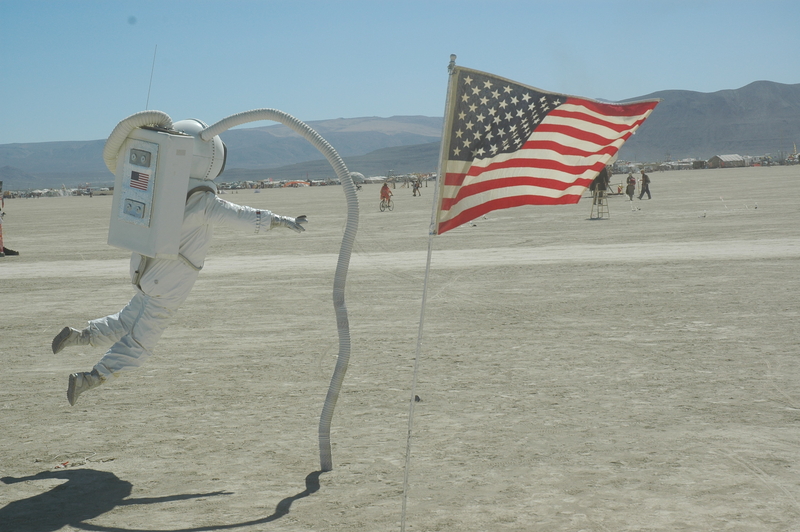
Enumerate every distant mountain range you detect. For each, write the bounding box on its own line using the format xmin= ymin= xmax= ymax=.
xmin=0 ymin=115 xmax=443 ymax=189
xmin=2 ymin=81 xmax=800 ymax=190
xmin=618 ymin=80 xmax=800 ymax=162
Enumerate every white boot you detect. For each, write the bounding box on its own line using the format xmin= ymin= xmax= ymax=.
xmin=67 ymin=369 xmax=105 ymax=406
xmin=52 ymin=327 xmax=90 ymax=354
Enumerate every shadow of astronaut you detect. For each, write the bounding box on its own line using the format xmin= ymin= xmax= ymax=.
xmin=0 ymin=469 xmax=227 ymax=532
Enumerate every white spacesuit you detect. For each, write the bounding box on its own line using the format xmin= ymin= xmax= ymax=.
xmin=53 ymin=119 xmax=306 ymax=405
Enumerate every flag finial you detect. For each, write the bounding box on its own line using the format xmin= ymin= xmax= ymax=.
xmin=448 ymin=54 xmax=457 ymax=74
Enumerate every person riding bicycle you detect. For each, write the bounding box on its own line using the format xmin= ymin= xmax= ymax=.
xmin=380 ymin=183 xmax=393 ymax=204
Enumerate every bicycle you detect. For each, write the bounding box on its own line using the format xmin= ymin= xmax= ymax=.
xmin=379 ymin=198 xmax=394 ymax=212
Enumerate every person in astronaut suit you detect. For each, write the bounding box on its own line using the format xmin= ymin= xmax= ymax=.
xmin=52 ymin=119 xmax=307 ymax=406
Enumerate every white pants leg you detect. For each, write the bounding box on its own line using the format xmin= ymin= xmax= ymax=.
xmin=88 ymin=292 xmax=176 ymax=378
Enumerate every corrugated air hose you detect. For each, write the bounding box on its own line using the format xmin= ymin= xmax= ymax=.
xmin=102 ymin=110 xmax=173 ymax=173
xmin=201 ymin=109 xmax=359 ymax=472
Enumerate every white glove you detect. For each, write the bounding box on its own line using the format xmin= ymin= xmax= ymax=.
xmin=273 ymin=214 xmax=307 ymax=233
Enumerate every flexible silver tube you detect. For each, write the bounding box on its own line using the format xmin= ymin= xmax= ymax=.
xmin=202 ymin=109 xmax=359 ymax=471
xmin=103 ymin=110 xmax=173 ymax=173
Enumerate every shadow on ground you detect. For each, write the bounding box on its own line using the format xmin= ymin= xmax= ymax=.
xmin=0 ymin=469 xmax=322 ymax=532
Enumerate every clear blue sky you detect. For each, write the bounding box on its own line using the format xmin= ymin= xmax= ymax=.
xmin=2 ymin=0 xmax=799 ymax=144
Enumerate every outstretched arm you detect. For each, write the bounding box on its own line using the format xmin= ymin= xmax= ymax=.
xmin=202 ymin=194 xmax=307 ymax=234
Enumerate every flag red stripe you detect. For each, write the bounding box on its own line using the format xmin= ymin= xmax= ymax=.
xmin=438 ymin=193 xmax=582 ymax=234
xmin=567 ymin=97 xmax=659 ymax=117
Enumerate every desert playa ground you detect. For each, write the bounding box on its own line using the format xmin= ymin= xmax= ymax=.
xmin=1 ymin=166 xmax=799 ymax=531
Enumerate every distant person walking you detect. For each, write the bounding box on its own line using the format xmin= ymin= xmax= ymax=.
xmin=625 ymin=173 xmax=636 ymax=201
xmin=590 ymin=167 xmax=610 ymax=206
xmin=638 ymin=170 xmax=651 ymax=199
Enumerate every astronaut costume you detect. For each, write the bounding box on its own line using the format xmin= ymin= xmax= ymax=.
xmin=53 ymin=119 xmax=306 ymax=405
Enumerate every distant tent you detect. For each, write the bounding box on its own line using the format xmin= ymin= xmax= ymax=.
xmin=708 ymin=154 xmax=745 ymax=169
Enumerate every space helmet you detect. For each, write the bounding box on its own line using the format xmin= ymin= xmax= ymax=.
xmin=172 ymin=119 xmax=227 ymax=181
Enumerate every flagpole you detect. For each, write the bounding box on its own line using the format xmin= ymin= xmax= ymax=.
xmin=400 ymin=54 xmax=458 ymax=532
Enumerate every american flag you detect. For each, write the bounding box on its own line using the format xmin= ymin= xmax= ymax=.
xmin=130 ymin=170 xmax=150 ymax=191
xmin=435 ymin=66 xmax=659 ymax=234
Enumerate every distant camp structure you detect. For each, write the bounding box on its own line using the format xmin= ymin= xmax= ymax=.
xmin=707 ymin=154 xmax=746 ymax=169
